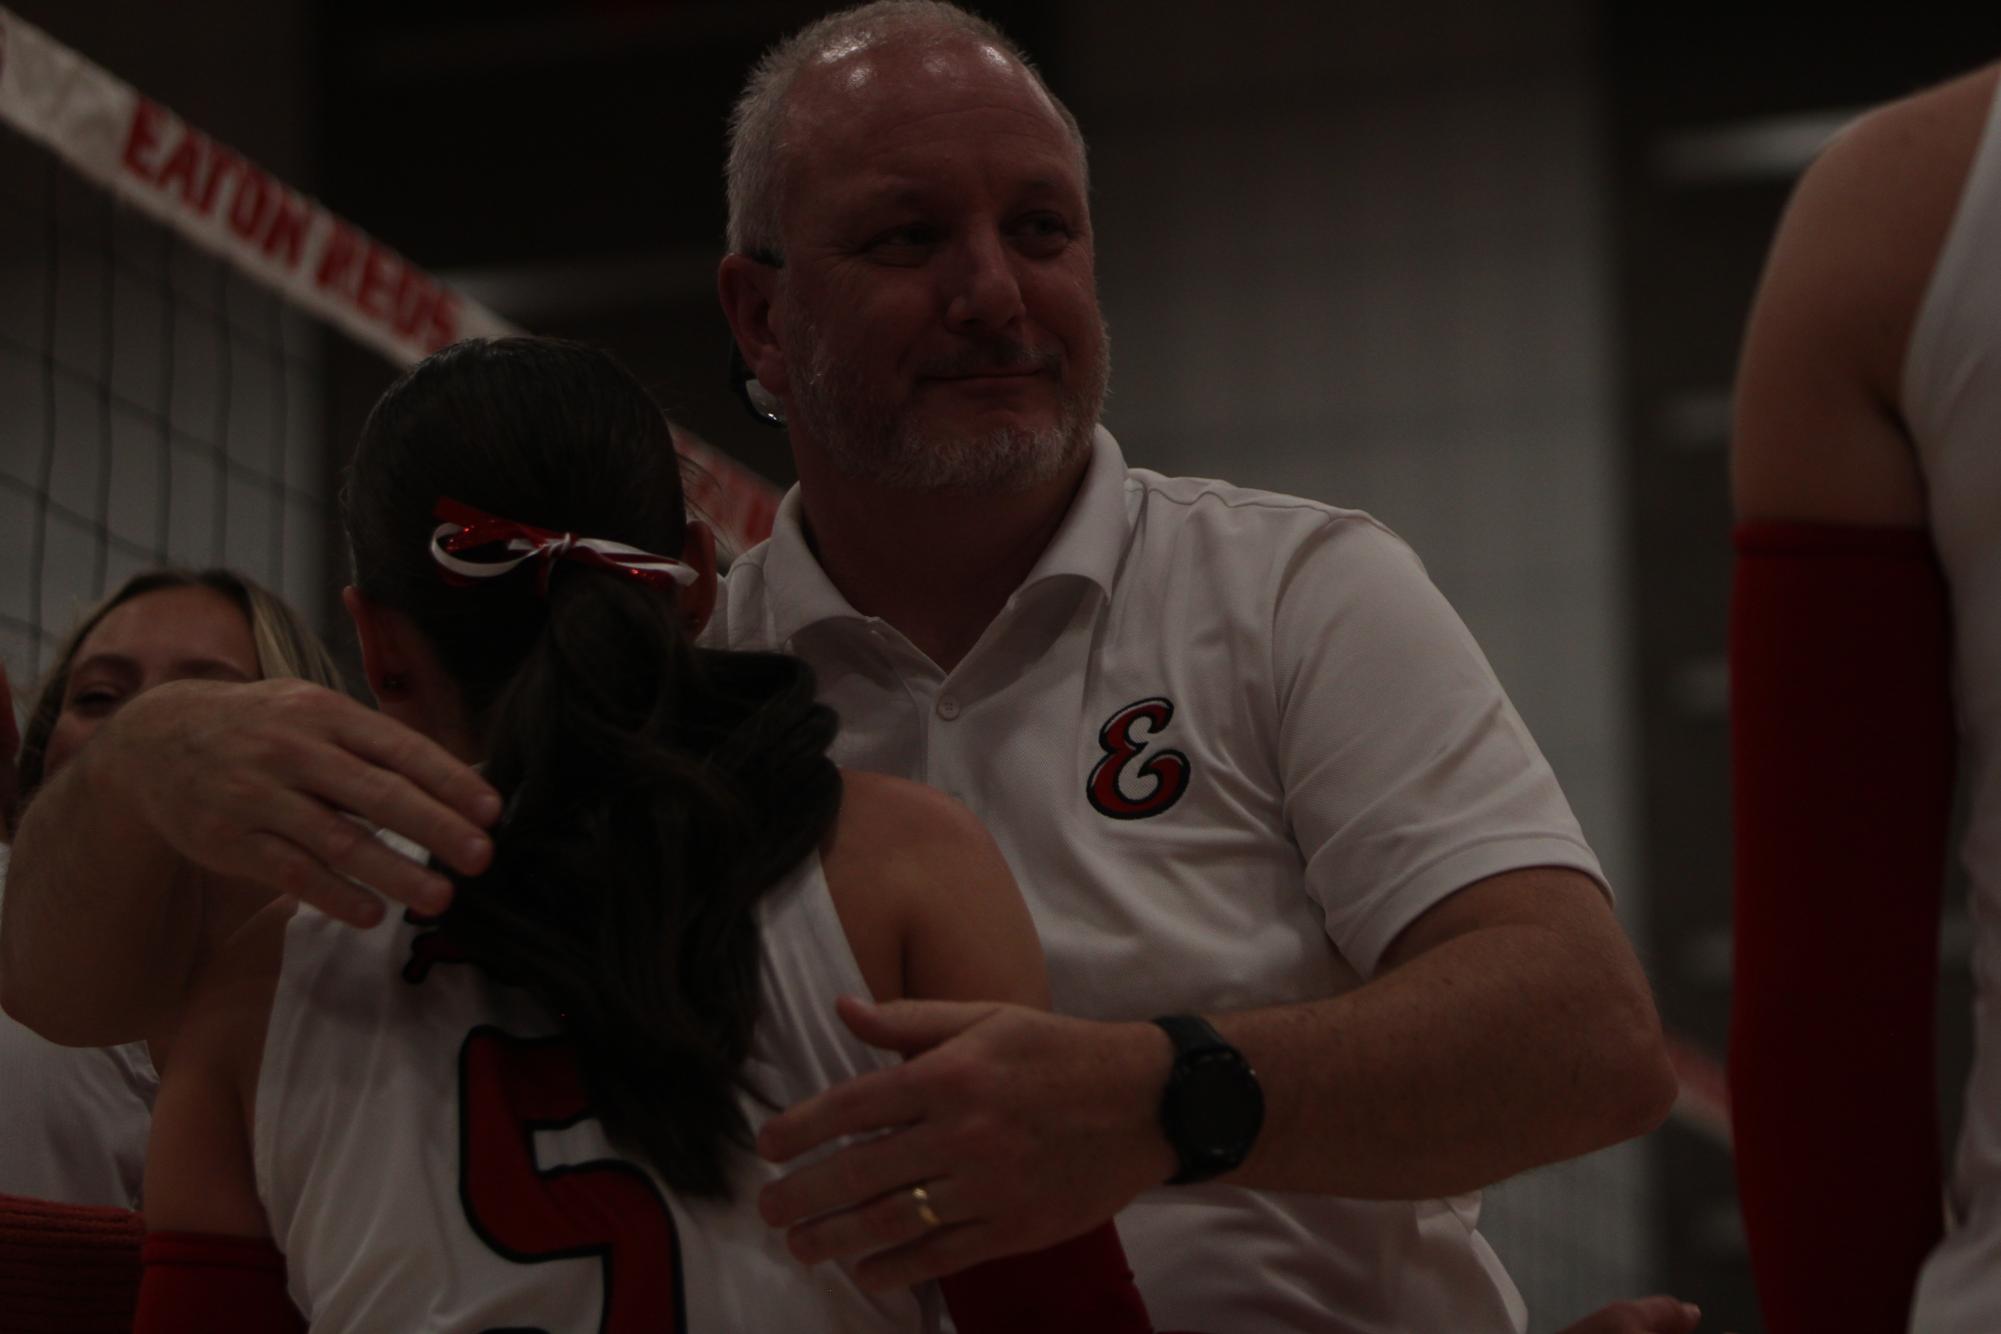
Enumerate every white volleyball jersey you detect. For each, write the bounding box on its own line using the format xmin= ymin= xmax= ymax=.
xmin=1903 ymin=70 xmax=2001 ymax=1334
xmin=254 ymin=851 xmax=936 ymax=1333
xmin=0 ymin=1015 xmax=155 ymax=1209
xmin=0 ymin=848 xmax=157 ymax=1208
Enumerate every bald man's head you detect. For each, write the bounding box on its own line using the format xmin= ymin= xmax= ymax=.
xmin=724 ymin=0 xmax=1086 ymax=259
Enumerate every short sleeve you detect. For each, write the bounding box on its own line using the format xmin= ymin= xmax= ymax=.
xmin=1271 ymin=516 xmax=1606 ymax=977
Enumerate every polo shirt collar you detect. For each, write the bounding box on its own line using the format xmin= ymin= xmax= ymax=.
xmin=1018 ymin=424 xmax=1130 ymax=598
xmin=756 ymin=485 xmax=863 ymax=642
xmin=756 ymin=424 xmax=1132 ymax=643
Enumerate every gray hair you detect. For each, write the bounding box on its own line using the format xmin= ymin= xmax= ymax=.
xmin=724 ymin=0 xmax=1087 ymax=257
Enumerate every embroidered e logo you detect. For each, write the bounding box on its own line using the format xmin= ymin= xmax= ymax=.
xmin=1087 ymin=697 xmax=1191 ymax=820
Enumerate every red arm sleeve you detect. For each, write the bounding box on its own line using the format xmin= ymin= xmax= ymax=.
xmin=0 ymin=1193 xmax=143 ymax=1334
xmin=939 ymin=1220 xmax=1162 ymax=1334
xmin=135 ymin=1231 xmax=305 ymax=1334
xmin=1728 ymin=520 xmax=1953 ymax=1334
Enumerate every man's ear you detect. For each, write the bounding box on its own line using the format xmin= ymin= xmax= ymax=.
xmin=677 ymin=521 xmax=720 ymax=636
xmin=717 ymin=254 xmax=792 ymax=398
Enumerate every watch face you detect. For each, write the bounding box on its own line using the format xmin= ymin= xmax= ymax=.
xmin=1154 ymin=1017 xmax=1265 ymax=1183
xmin=1177 ymin=1051 xmax=1264 ymax=1151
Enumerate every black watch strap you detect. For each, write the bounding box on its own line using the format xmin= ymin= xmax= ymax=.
xmin=1152 ymin=1014 xmax=1264 ymax=1185
xmin=1153 ymin=1014 xmax=1228 ymax=1067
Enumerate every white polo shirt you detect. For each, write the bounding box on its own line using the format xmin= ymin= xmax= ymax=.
xmin=708 ymin=428 xmax=1602 ymax=1333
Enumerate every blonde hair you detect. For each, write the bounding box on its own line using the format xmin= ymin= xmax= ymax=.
xmin=12 ymin=568 xmax=344 ymax=825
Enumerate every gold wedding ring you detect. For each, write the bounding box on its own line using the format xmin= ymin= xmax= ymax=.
xmin=910 ymin=1184 xmax=942 ymax=1229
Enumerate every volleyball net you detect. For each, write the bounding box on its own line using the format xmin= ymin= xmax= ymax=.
xmin=0 ymin=4 xmax=778 ymax=697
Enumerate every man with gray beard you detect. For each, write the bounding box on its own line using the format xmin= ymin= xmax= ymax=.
xmin=710 ymin=3 xmax=1684 ymax=1331
xmin=788 ymin=308 xmax=1104 ymax=494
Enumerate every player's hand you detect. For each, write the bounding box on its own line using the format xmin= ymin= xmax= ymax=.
xmin=90 ymin=677 xmax=499 ymax=924
xmin=1556 ymin=1296 xmax=1707 ymax=1334
xmin=756 ymin=996 xmax=1175 ymax=1291
xmin=1 ymin=657 xmax=21 ymax=839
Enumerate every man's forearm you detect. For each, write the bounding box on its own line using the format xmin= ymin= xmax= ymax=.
xmin=1209 ymin=872 xmax=1674 ymax=1199
xmin=5 ymin=678 xmax=500 ymax=1044
xmin=752 ymin=870 xmax=1672 ymax=1288
xmin=0 ymin=736 xmax=196 ymax=1045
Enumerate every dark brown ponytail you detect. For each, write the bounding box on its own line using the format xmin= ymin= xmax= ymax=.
xmin=341 ymin=337 xmax=838 ymax=1196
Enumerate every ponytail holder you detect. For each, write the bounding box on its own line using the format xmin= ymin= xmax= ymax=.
xmin=428 ymin=497 xmax=699 ymax=594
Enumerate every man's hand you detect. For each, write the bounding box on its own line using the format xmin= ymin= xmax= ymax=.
xmin=85 ymin=677 xmax=499 ymax=924
xmin=756 ymin=996 xmax=1175 ymax=1290
xmin=1 ymin=658 xmax=20 ymax=838
xmin=1557 ymin=1297 xmax=1706 ymax=1334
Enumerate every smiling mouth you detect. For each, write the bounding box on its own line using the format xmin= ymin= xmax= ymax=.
xmin=928 ymin=367 xmax=1046 ymax=381
xmin=926 ymin=373 xmax=1048 ymax=396
xmin=921 ymin=342 xmax=1062 ymax=382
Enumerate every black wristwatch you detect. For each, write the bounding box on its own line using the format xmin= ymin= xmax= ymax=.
xmin=1151 ymin=1014 xmax=1264 ymax=1184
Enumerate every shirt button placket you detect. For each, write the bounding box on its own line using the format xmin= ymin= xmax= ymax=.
xmin=931 ymin=691 xmax=967 ymax=803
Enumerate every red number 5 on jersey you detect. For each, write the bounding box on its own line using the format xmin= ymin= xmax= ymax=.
xmin=459 ymin=1027 xmax=686 ymax=1333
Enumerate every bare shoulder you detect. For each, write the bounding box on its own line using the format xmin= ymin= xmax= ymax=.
xmin=827 ymin=772 xmax=995 ymax=871
xmin=1732 ymin=62 xmax=1998 ymax=523
xmin=822 ymin=773 xmax=1008 ymax=938
xmin=822 ymin=771 xmax=1048 ymax=1009
xmin=1792 ymin=63 xmax=1996 ymax=319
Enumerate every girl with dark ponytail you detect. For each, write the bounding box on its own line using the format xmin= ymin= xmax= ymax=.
xmin=339 ymin=335 xmax=833 ymax=1200
xmin=119 ymin=338 xmax=1164 ymax=1333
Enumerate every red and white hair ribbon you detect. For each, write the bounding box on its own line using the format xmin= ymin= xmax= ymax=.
xmin=428 ymin=497 xmax=698 ymax=593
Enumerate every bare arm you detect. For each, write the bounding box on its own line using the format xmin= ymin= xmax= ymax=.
xmin=142 ymin=893 xmax=295 ymax=1237
xmin=1221 ymin=866 xmax=1670 ymax=1197
xmin=0 ymin=727 xmax=206 ymax=1046
xmin=807 ymin=774 xmax=1157 ymax=1330
xmin=818 ymin=771 xmax=1052 ymax=1013
xmin=0 ymin=677 xmax=498 ymax=1046
xmin=1730 ymin=72 xmax=1986 ymax=524
xmin=759 ymin=861 xmax=1671 ymax=1287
